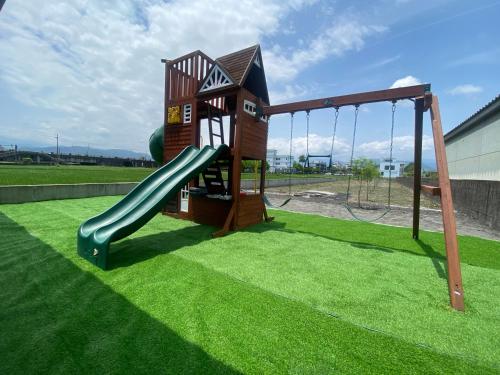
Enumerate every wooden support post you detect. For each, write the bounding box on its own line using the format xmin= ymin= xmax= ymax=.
xmin=229 ymin=93 xmax=244 ymax=230
xmin=413 ymin=98 xmax=424 ymax=239
xmin=430 ymin=95 xmax=464 ymax=311
xmin=212 ymin=203 xmax=236 ymax=238
xmin=162 ymin=61 xmax=170 ymax=127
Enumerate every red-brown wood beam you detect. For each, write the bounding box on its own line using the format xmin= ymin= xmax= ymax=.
xmin=263 ymin=84 xmax=430 ymax=116
xmin=421 ymin=184 xmax=441 ymax=196
xmin=430 ymin=95 xmax=464 ymax=311
xmin=413 ymin=98 xmax=424 ymax=239
xmin=162 ymin=60 xmax=170 ymax=126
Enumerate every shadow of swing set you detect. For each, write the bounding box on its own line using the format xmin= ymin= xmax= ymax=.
xmin=77 ymin=44 xmax=464 ymax=311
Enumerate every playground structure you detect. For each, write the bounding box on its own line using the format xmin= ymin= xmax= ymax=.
xmin=77 ymin=44 xmax=464 ymax=311
xmin=154 ymin=45 xmax=272 ymax=234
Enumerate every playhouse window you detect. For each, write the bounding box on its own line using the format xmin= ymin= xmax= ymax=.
xmin=183 ymin=104 xmax=192 ymax=124
xmin=244 ymin=100 xmax=257 ymax=115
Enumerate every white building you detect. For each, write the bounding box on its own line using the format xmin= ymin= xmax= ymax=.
xmin=266 ymin=149 xmax=294 ymax=172
xmin=445 ymin=96 xmax=500 ymax=181
xmin=444 ymin=95 xmax=500 ymax=231
xmin=379 ymin=159 xmax=406 ymax=178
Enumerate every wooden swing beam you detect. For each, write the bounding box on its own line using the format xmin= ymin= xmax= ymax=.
xmin=261 ymin=84 xmax=430 ymax=115
xmin=262 ymin=84 xmax=465 ymax=311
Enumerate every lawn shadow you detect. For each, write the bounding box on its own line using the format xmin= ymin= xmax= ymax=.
xmin=108 ymin=223 xmax=216 ymax=270
xmin=249 ymin=219 xmax=447 ymax=279
xmin=415 ymin=239 xmax=447 ymax=279
xmin=0 ymin=212 xmax=241 ymax=374
xmin=110 ymin=220 xmax=289 ymax=270
xmin=244 ymin=220 xmax=393 ymax=254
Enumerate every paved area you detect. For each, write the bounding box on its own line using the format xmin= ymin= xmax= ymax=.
xmin=265 ymin=191 xmax=500 ymax=241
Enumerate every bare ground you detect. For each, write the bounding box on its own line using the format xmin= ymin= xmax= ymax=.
xmin=264 ymin=186 xmax=500 ymax=241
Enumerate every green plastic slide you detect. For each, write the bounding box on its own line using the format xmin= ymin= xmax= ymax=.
xmin=77 ymin=144 xmax=229 ymax=269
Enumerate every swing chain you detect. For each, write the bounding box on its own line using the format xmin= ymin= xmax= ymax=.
xmin=387 ymin=101 xmax=397 ymax=207
xmin=305 ymin=110 xmax=310 ymax=163
xmin=288 ymin=112 xmax=295 ymax=196
xmin=329 ymin=107 xmax=339 ymax=170
xmin=346 ymin=105 xmax=360 ymax=205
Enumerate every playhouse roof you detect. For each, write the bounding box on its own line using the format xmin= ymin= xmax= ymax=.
xmin=216 ymin=45 xmax=260 ymax=86
xmin=196 ymin=44 xmax=269 ymax=103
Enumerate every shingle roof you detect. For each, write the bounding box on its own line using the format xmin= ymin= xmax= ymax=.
xmin=444 ymin=95 xmax=500 ymax=143
xmin=216 ymin=45 xmax=259 ymax=86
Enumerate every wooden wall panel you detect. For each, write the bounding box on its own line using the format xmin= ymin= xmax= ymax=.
xmin=191 ymin=196 xmax=232 ymax=227
xmin=240 ymin=118 xmax=268 ymax=160
xmin=238 ymin=88 xmax=268 ymax=160
xmin=236 ymin=194 xmax=263 ymax=228
xmin=164 ymin=124 xmax=193 ymax=162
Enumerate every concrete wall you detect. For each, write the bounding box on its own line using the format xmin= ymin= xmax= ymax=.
xmin=0 ymin=183 xmax=138 ymax=204
xmin=450 ymin=179 xmax=500 ymax=231
xmin=241 ymin=177 xmax=336 ymax=189
xmin=445 ymin=111 xmax=500 ymax=181
xmin=0 ymin=177 xmax=335 ymax=204
xmin=398 ymin=177 xmax=500 ymax=231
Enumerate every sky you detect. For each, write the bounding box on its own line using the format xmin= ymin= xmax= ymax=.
xmin=0 ymin=0 xmax=499 ymax=162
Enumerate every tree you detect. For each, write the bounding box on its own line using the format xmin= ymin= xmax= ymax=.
xmin=361 ymin=160 xmax=379 ymax=201
xmin=351 ymin=158 xmax=379 ymax=205
xmin=293 ymin=161 xmax=303 ymax=173
xmin=241 ymin=160 xmax=255 ymax=172
xmin=298 ymin=154 xmax=306 ymax=166
xmin=351 ymin=158 xmax=364 ymax=207
xmin=404 ymin=162 xmax=415 ymax=176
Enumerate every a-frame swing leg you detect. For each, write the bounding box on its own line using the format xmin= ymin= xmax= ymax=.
xmin=430 ymin=95 xmax=464 ymax=311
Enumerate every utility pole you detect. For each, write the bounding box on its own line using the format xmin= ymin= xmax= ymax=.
xmin=55 ymin=134 xmax=59 ymax=163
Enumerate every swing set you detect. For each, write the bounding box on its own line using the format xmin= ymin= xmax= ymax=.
xmin=261 ymin=84 xmax=464 ymax=311
xmin=266 ymin=97 xmax=398 ymax=223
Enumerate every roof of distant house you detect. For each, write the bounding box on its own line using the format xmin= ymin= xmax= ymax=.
xmin=444 ymin=95 xmax=500 ymax=143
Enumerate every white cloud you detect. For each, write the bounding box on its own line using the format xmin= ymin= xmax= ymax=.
xmin=363 ymin=55 xmax=401 ymax=70
xmin=447 ymin=49 xmax=500 ymax=67
xmin=268 ymin=133 xmax=435 ymax=161
xmin=269 ymin=84 xmax=311 ymax=104
xmin=264 ymin=20 xmax=387 ymax=82
xmin=390 ymin=75 xmax=421 ymax=88
xmin=268 ymin=134 xmax=351 ymax=159
xmin=447 ymin=84 xmax=483 ymax=95
xmin=0 ymin=0 xmax=313 ymax=152
xmin=0 ymin=0 xmax=391 ymax=154
xmin=357 ymin=135 xmax=433 ymax=158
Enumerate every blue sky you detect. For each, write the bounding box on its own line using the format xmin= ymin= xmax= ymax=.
xmin=0 ymin=0 xmax=499 ymax=162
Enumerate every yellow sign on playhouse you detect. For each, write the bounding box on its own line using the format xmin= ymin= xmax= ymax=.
xmin=167 ymin=105 xmax=181 ymax=124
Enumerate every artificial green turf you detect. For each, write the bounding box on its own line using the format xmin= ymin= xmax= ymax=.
xmin=0 ymin=165 xmax=155 ymax=185
xmin=0 ymin=196 xmax=499 ymax=374
xmin=0 ymin=165 xmax=330 ymax=185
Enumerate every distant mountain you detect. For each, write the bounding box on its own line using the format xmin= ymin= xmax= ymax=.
xmin=422 ymin=158 xmax=437 ymax=171
xmin=20 ymin=145 xmax=151 ymax=160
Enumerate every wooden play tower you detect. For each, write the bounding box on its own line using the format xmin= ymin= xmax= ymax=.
xmin=161 ymin=45 xmax=271 ymax=236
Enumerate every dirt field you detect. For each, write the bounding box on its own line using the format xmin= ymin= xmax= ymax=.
xmin=267 ymin=178 xmax=441 ymax=209
xmin=265 ymin=189 xmax=500 ymax=241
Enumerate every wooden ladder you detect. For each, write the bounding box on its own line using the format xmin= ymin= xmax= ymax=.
xmin=208 ymin=106 xmax=224 ymax=147
xmin=202 ymin=162 xmax=226 ymax=195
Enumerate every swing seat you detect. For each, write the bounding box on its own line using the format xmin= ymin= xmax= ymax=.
xmin=343 ymin=204 xmax=391 ymax=223
xmin=262 ymin=194 xmax=292 ymax=208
